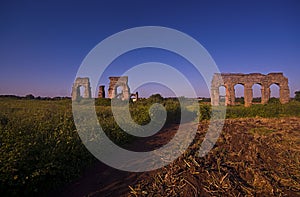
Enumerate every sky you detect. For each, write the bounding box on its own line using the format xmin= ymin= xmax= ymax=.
xmin=0 ymin=0 xmax=299 ymax=98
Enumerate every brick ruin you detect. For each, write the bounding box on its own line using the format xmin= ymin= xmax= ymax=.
xmin=211 ymin=73 xmax=290 ymax=107
xmin=71 ymin=77 xmax=91 ymax=101
xmin=98 ymin=85 xmax=105 ymax=98
xmin=108 ymin=76 xmax=130 ymax=100
xmin=71 ymin=76 xmax=138 ymax=101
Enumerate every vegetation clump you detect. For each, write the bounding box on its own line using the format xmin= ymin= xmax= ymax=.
xmin=295 ymin=91 xmax=300 ymax=102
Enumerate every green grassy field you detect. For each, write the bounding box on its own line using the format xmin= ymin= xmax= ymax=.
xmin=0 ymin=97 xmax=300 ymax=196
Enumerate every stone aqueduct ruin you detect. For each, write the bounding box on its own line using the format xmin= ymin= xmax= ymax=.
xmin=71 ymin=77 xmax=91 ymax=101
xmin=72 ymin=73 xmax=290 ymax=106
xmin=107 ymin=76 xmax=131 ymax=100
xmin=211 ymin=73 xmax=290 ymax=107
xmin=72 ymin=76 xmax=138 ymax=101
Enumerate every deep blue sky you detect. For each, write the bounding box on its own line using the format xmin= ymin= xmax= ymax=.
xmin=0 ymin=0 xmax=299 ymax=98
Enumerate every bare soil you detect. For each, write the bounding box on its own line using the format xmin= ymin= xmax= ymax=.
xmin=58 ymin=117 xmax=300 ymax=196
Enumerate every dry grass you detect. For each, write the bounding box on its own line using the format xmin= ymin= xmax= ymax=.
xmin=126 ymin=117 xmax=300 ymax=196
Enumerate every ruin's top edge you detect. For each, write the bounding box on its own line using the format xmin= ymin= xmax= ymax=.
xmin=109 ymin=76 xmax=128 ymax=79
xmin=214 ymin=72 xmax=284 ymax=76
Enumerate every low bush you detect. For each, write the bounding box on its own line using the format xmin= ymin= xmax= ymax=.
xmin=95 ymin=98 xmax=111 ymax=106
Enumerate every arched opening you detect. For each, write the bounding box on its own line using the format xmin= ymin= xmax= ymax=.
xmin=219 ymin=86 xmax=226 ymax=105
xmin=270 ymin=83 xmax=280 ymax=102
xmin=252 ymin=83 xmax=262 ymax=103
xmin=78 ymin=86 xmax=85 ymax=98
xmin=234 ymin=84 xmax=244 ymax=105
xmin=115 ymin=86 xmax=123 ymax=99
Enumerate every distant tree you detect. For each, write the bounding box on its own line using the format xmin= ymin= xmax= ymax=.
xmin=0 ymin=95 xmax=20 ymax=99
xmin=25 ymin=94 xmax=35 ymax=100
xmin=148 ymin=94 xmax=164 ymax=103
xmin=295 ymin=91 xmax=300 ymax=102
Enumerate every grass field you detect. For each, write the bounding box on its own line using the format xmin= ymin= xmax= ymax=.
xmin=0 ymin=97 xmax=299 ymax=196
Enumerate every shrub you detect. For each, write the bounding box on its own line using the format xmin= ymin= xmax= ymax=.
xmin=148 ymin=94 xmax=164 ymax=103
xmin=235 ymin=97 xmax=244 ymax=104
xmin=25 ymin=94 xmax=35 ymax=100
xmin=252 ymin=97 xmax=261 ymax=103
xmin=199 ymin=104 xmax=211 ymax=120
xmin=268 ymin=97 xmax=280 ymax=104
xmin=95 ymin=98 xmax=111 ymax=106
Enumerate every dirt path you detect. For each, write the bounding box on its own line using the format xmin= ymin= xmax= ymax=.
xmin=55 ymin=123 xmax=181 ymax=197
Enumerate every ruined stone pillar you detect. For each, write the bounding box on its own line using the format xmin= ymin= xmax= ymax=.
xmin=108 ymin=86 xmax=115 ymax=98
xmin=279 ymin=84 xmax=290 ymax=104
xmin=84 ymin=86 xmax=91 ymax=98
xmin=122 ymin=85 xmax=130 ymax=100
xmin=261 ymin=85 xmax=270 ymax=104
xmin=98 ymin=85 xmax=105 ymax=98
xmin=244 ymin=84 xmax=253 ymax=107
xmin=211 ymin=87 xmax=219 ymax=106
xmin=225 ymin=84 xmax=235 ymax=106
xmin=72 ymin=86 xmax=78 ymax=101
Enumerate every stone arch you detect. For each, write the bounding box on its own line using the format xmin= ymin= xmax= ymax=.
xmin=211 ymin=85 xmax=228 ymax=106
xmin=270 ymin=83 xmax=280 ymax=98
xmin=262 ymin=73 xmax=290 ymax=104
xmin=72 ymin=77 xmax=91 ymax=101
xmin=108 ymin=76 xmax=130 ymax=100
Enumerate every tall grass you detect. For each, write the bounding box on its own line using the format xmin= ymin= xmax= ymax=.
xmin=198 ymin=100 xmax=300 ymax=120
xmin=1 ymin=97 xmax=299 ymax=195
xmin=0 ymin=98 xmax=94 ymax=196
